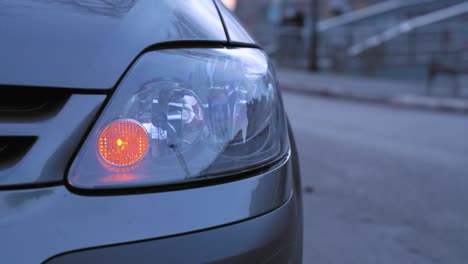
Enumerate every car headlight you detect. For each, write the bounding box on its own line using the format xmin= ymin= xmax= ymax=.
xmin=68 ymin=48 xmax=289 ymax=191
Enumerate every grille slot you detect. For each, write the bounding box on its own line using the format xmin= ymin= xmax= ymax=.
xmin=0 ymin=137 xmax=36 ymax=169
xmin=0 ymin=90 xmax=69 ymax=120
xmin=0 ymin=88 xmax=106 ymax=188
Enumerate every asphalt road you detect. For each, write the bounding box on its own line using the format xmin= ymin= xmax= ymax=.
xmin=283 ymin=92 xmax=468 ymax=264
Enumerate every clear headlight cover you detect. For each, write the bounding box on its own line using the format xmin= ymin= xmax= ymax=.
xmin=68 ymin=48 xmax=288 ymax=190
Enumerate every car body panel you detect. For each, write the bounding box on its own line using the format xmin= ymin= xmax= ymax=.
xmin=44 ymin=192 xmax=300 ymax=264
xmin=0 ymin=156 xmax=292 ymax=263
xmin=215 ymin=0 xmax=257 ymax=45
xmin=0 ymin=0 xmax=226 ymax=89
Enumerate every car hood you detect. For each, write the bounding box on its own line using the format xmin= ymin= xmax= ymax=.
xmin=0 ymin=0 xmax=227 ymax=89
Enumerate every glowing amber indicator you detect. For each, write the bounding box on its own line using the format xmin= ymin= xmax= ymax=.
xmin=98 ymin=119 xmax=149 ymax=167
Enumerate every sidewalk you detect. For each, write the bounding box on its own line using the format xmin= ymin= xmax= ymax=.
xmin=278 ymin=69 xmax=468 ymax=113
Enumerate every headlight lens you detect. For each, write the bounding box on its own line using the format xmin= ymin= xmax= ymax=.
xmin=68 ymin=48 xmax=288 ymax=190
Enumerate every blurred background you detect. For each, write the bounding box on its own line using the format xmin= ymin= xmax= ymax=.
xmin=221 ymin=1 xmax=468 ymax=263
xmin=223 ymin=0 xmax=468 ymax=85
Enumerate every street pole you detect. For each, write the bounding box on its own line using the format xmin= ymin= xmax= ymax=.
xmin=308 ymin=0 xmax=319 ymax=71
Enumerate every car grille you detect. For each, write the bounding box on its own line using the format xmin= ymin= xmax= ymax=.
xmin=0 ymin=137 xmax=37 ymax=169
xmin=0 ymin=90 xmax=69 ymax=120
xmin=0 ymin=88 xmax=106 ymax=188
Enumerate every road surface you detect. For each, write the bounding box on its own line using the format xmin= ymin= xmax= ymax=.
xmin=283 ymin=92 xmax=468 ymax=264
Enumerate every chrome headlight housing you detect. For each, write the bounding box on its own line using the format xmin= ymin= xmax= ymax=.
xmin=68 ymin=48 xmax=288 ymax=190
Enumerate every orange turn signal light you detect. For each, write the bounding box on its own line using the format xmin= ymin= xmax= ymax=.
xmin=98 ymin=119 xmax=149 ymax=167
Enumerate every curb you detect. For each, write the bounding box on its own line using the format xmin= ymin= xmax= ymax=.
xmin=280 ymin=84 xmax=468 ymax=114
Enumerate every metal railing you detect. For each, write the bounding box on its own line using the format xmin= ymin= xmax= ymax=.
xmin=349 ymin=1 xmax=468 ymax=56
xmin=243 ymin=0 xmax=468 ymax=80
